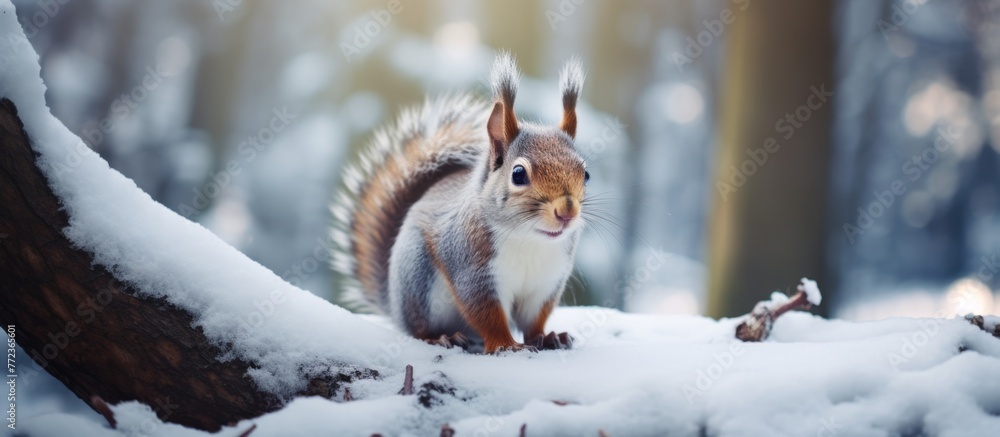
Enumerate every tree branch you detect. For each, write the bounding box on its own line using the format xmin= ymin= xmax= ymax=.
xmin=0 ymin=99 xmax=366 ymax=431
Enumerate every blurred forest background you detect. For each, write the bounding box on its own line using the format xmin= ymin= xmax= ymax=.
xmin=10 ymin=0 xmax=1000 ymax=424
xmin=12 ymin=0 xmax=1000 ymax=323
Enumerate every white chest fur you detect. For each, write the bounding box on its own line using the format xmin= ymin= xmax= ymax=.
xmin=491 ymin=235 xmax=574 ymax=321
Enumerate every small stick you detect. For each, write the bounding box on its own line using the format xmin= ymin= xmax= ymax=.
xmin=90 ymin=395 xmax=116 ymax=429
xmin=401 ymin=365 xmax=414 ymax=395
xmin=965 ymin=314 xmax=1000 ymax=339
xmin=770 ymin=289 xmax=811 ymax=319
xmin=237 ymin=424 xmax=257 ymax=437
xmin=440 ymin=423 xmax=455 ymax=437
xmin=736 ymin=286 xmax=813 ymax=342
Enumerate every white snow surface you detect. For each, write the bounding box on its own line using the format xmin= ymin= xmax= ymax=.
xmin=3 ymin=2 xmax=1000 ymax=436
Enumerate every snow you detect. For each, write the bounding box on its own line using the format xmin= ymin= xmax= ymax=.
xmin=14 ymin=309 xmax=1000 ymax=436
xmin=3 ymin=2 xmax=1000 ymax=436
xmin=801 ymin=277 xmax=823 ymax=306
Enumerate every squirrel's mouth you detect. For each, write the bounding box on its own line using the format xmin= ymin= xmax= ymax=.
xmin=536 ymin=229 xmax=564 ymax=238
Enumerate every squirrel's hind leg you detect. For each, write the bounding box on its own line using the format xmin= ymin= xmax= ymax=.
xmin=387 ymin=219 xmax=441 ymax=339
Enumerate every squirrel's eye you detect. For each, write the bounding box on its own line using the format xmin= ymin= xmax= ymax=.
xmin=511 ymin=165 xmax=529 ymax=186
xmin=584 ymin=170 xmax=590 ymax=186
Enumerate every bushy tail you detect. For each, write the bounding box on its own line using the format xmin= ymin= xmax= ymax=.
xmin=331 ymin=95 xmax=490 ymax=312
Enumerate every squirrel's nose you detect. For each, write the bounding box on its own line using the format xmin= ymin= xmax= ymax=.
xmin=555 ymin=210 xmax=573 ymax=224
xmin=554 ymin=199 xmax=578 ymax=224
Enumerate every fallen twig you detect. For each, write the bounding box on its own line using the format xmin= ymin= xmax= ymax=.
xmin=236 ymin=424 xmax=257 ymax=437
xmin=400 ymin=365 xmax=414 ymax=395
xmin=90 ymin=395 xmax=116 ymax=429
xmin=440 ymin=423 xmax=455 ymax=437
xmin=736 ymin=280 xmax=817 ymax=342
xmin=965 ymin=314 xmax=1000 ymax=338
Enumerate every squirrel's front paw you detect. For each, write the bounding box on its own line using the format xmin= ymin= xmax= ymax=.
xmin=527 ymin=331 xmax=574 ymax=350
xmin=486 ymin=341 xmax=536 ymax=354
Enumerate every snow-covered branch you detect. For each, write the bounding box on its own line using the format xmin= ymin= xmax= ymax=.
xmin=736 ymin=278 xmax=822 ymax=342
xmin=0 ymin=97 xmax=383 ymax=431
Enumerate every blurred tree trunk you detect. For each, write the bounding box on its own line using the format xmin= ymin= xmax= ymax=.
xmin=583 ymin=2 xmax=694 ymax=309
xmin=707 ymin=0 xmax=835 ymax=317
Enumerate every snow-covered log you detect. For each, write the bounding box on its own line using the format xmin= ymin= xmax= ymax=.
xmin=0 ymin=95 xmax=376 ymax=431
xmin=0 ymin=2 xmax=398 ymax=430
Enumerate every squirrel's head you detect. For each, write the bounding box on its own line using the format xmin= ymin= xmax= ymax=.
xmin=481 ymin=53 xmax=588 ymax=242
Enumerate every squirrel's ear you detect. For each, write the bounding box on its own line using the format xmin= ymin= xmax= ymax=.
xmin=487 ymin=102 xmax=508 ymax=172
xmin=558 ymin=57 xmax=585 ymax=139
xmin=490 ymin=52 xmax=520 ymax=144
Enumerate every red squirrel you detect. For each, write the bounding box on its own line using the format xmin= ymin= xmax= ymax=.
xmin=332 ymin=53 xmax=588 ymax=353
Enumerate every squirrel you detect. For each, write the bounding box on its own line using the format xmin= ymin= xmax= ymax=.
xmin=332 ymin=53 xmax=588 ymax=353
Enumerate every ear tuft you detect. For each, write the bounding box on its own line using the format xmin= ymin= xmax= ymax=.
xmin=490 ymin=51 xmax=520 ymax=141
xmin=559 ymin=56 xmax=585 ymax=138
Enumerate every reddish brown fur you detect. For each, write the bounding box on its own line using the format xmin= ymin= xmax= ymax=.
xmin=469 ymin=300 xmax=519 ymax=353
xmin=560 ymin=101 xmax=577 ymax=138
xmin=348 ymin=117 xmax=479 ymax=309
xmin=523 ymin=299 xmax=556 ymax=343
xmin=423 ymin=222 xmax=517 ymax=353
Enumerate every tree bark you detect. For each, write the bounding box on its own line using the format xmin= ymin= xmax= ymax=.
xmin=706 ymin=0 xmax=836 ymax=318
xmin=0 ymin=99 xmax=353 ymax=432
